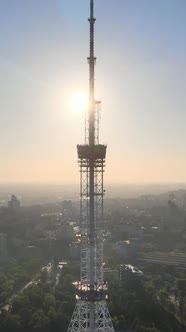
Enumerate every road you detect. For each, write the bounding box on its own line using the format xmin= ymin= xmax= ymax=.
xmin=0 ymin=262 xmax=53 ymax=314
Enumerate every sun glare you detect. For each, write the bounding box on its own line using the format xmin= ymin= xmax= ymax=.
xmin=71 ymin=92 xmax=88 ymax=114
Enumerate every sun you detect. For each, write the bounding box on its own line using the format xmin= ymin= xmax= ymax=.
xmin=71 ymin=92 xmax=88 ymax=114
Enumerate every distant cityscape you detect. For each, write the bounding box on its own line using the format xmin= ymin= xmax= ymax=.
xmin=0 ymin=182 xmax=186 ymax=206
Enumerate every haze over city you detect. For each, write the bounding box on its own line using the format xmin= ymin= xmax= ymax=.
xmin=0 ymin=0 xmax=186 ymax=184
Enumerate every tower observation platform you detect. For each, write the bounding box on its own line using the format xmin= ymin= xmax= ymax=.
xmin=77 ymin=144 xmax=107 ymax=160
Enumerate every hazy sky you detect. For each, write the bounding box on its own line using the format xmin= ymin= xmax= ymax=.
xmin=0 ymin=0 xmax=186 ymax=184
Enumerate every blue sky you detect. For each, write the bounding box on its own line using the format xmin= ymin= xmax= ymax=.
xmin=0 ymin=0 xmax=186 ymax=183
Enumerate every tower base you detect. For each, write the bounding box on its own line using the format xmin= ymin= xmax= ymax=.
xmin=67 ymin=300 xmax=115 ymax=332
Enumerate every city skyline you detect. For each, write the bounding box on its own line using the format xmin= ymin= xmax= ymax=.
xmin=0 ymin=0 xmax=186 ymax=183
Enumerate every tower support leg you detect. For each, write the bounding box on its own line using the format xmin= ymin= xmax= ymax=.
xmin=67 ymin=300 xmax=115 ymax=332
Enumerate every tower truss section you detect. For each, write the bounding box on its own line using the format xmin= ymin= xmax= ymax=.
xmin=77 ymin=143 xmax=106 ymax=284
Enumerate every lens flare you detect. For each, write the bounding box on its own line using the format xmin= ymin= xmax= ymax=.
xmin=71 ymin=92 xmax=88 ymax=113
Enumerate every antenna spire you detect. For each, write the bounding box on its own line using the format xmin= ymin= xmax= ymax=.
xmin=90 ymin=0 xmax=94 ymax=18
xmin=88 ymin=0 xmax=96 ymax=146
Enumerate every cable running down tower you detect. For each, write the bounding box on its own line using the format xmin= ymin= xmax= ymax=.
xmin=67 ymin=1 xmax=115 ymax=331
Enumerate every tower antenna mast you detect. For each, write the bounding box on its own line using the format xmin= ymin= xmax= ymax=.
xmin=68 ymin=1 xmax=115 ymax=331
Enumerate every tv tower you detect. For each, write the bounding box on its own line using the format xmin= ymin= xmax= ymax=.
xmin=67 ymin=1 xmax=115 ymax=332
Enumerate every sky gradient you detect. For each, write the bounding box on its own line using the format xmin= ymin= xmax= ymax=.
xmin=0 ymin=0 xmax=186 ymax=184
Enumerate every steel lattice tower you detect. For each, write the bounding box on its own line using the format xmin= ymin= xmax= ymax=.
xmin=67 ymin=1 xmax=115 ymax=332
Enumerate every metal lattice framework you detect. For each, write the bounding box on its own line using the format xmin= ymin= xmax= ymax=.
xmin=67 ymin=1 xmax=115 ymax=331
xmin=77 ymin=143 xmax=106 ymax=285
xmin=68 ymin=301 xmax=114 ymax=332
